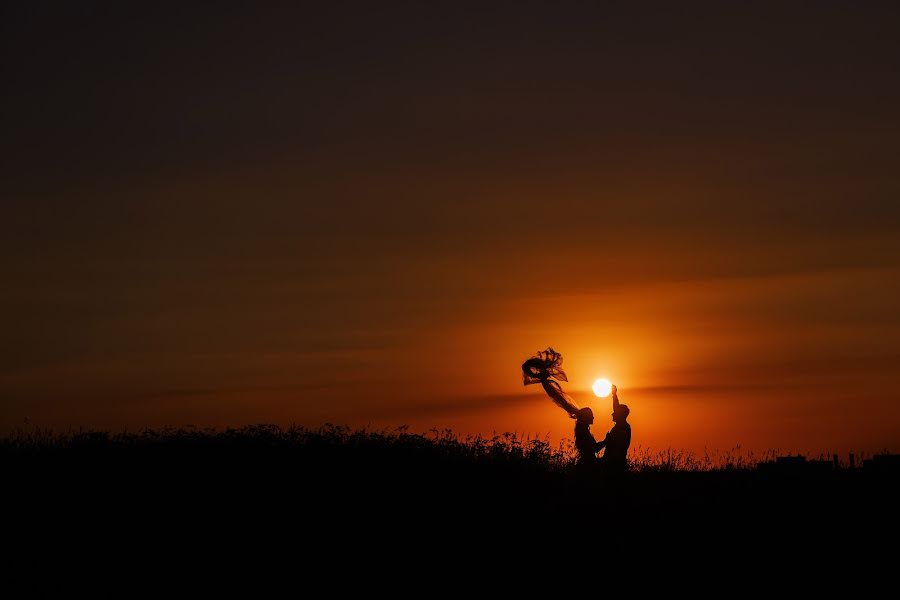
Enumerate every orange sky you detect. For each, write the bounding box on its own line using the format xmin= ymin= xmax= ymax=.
xmin=2 ymin=3 xmax=900 ymax=455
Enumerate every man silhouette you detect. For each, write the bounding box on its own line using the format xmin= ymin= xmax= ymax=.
xmin=598 ymin=385 xmax=631 ymax=474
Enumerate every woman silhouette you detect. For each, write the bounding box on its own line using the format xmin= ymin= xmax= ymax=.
xmin=574 ymin=407 xmax=604 ymax=467
xmin=522 ymin=347 xmax=594 ymax=474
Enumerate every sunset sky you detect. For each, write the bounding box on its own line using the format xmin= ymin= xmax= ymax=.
xmin=3 ymin=2 xmax=899 ymax=455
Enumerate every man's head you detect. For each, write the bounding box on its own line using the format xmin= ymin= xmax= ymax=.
xmin=612 ymin=404 xmax=630 ymax=423
xmin=576 ymin=407 xmax=594 ymax=425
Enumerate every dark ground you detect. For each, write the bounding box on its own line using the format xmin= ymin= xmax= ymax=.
xmin=4 ymin=425 xmax=897 ymax=576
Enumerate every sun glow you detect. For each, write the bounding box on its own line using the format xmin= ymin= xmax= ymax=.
xmin=592 ymin=378 xmax=612 ymax=398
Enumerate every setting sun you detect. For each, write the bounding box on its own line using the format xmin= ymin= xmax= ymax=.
xmin=592 ymin=378 xmax=612 ymax=398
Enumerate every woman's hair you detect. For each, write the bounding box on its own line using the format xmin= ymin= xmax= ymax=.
xmin=522 ymin=347 xmax=580 ymax=418
xmin=574 ymin=409 xmax=594 ymax=439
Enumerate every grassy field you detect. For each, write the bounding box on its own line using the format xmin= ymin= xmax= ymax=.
xmin=0 ymin=421 xmax=862 ymax=472
xmin=4 ymin=424 xmax=897 ymax=555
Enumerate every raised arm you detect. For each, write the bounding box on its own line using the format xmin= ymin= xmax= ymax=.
xmin=612 ymin=384 xmax=619 ymax=413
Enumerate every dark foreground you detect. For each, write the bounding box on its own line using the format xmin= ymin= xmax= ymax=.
xmin=4 ymin=425 xmax=898 ymax=570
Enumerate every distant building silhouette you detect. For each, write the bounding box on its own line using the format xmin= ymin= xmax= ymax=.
xmin=863 ymin=454 xmax=900 ymax=473
xmin=758 ymin=453 xmax=900 ymax=476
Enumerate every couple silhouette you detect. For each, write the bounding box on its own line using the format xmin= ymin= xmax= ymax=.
xmin=574 ymin=385 xmax=631 ymax=475
xmin=522 ymin=347 xmax=631 ymax=476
